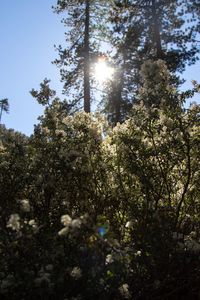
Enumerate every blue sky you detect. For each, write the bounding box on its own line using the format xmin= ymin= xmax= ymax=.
xmin=0 ymin=0 xmax=64 ymax=135
xmin=0 ymin=1 xmax=200 ymax=136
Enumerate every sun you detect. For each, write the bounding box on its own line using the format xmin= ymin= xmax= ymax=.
xmin=94 ymin=58 xmax=114 ymax=83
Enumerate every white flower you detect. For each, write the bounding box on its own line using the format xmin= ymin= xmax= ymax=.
xmin=55 ymin=129 xmax=65 ymax=137
xmin=125 ymin=221 xmax=133 ymax=229
xmin=71 ymin=218 xmax=81 ymax=229
xmin=58 ymin=227 xmax=69 ymax=236
xmin=59 ymin=215 xmax=82 ymax=236
xmin=61 ymin=214 xmax=72 ymax=226
xmin=189 ymin=101 xmax=198 ymax=109
xmin=70 ymin=267 xmax=82 ymax=279
xmin=28 ymin=219 xmax=37 ymax=227
xmin=105 ymin=254 xmax=114 ymax=264
xmin=119 ymin=283 xmax=131 ymax=299
xmin=42 ymin=127 xmax=50 ymax=135
xmin=7 ymin=214 xmax=20 ymax=231
xmin=0 ymin=143 xmax=5 ymax=151
xmin=165 ymin=118 xmax=173 ymax=128
xmin=135 ymin=250 xmax=142 ymax=256
xmin=20 ymin=199 xmax=30 ymax=212
xmin=80 ymin=213 xmax=89 ymax=224
xmin=28 ymin=219 xmax=38 ymax=233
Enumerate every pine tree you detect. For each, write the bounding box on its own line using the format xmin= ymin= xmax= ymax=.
xmin=105 ymin=0 xmax=199 ymax=123
xmin=0 ymin=98 xmax=9 ymax=124
xmin=53 ymin=0 xmax=90 ymax=112
xmin=53 ymin=0 xmax=108 ymax=113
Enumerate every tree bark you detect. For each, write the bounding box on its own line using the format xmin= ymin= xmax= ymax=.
xmin=152 ymin=0 xmax=162 ymax=59
xmin=0 ymin=105 xmax=3 ymax=124
xmin=84 ymin=0 xmax=90 ymax=113
xmin=115 ymin=71 xmax=123 ymax=125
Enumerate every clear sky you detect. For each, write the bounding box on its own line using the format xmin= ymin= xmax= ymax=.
xmin=0 ymin=0 xmax=64 ymax=135
xmin=0 ymin=1 xmax=200 ymax=136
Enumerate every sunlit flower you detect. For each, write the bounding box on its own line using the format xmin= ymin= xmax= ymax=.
xmin=61 ymin=214 xmax=72 ymax=226
xmin=55 ymin=129 xmax=65 ymax=137
xmin=28 ymin=219 xmax=37 ymax=227
xmin=70 ymin=267 xmax=82 ymax=279
xmin=135 ymin=250 xmax=142 ymax=257
xmin=71 ymin=218 xmax=81 ymax=229
xmin=58 ymin=227 xmax=69 ymax=236
xmin=28 ymin=219 xmax=38 ymax=232
xmin=125 ymin=221 xmax=133 ymax=229
xmin=119 ymin=283 xmax=131 ymax=299
xmin=105 ymin=254 xmax=114 ymax=264
xmin=20 ymin=199 xmax=30 ymax=212
xmin=7 ymin=214 xmax=20 ymax=231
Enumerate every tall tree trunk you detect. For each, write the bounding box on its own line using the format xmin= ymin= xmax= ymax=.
xmin=114 ymin=54 xmax=126 ymax=125
xmin=152 ymin=0 xmax=162 ymax=59
xmin=84 ymin=0 xmax=90 ymax=113
xmin=0 ymin=105 xmax=3 ymax=124
xmin=114 ymin=70 xmax=123 ymax=125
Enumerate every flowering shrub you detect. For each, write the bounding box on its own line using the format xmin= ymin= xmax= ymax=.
xmin=1 ymin=61 xmax=200 ymax=299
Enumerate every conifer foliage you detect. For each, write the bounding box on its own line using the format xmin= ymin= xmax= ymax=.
xmin=53 ymin=0 xmax=108 ymax=112
xmin=105 ymin=0 xmax=200 ymax=123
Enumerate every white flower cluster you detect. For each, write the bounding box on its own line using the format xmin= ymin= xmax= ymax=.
xmin=55 ymin=129 xmax=66 ymax=137
xmin=58 ymin=214 xmax=85 ymax=236
xmin=0 ymin=142 xmax=5 ymax=151
xmin=139 ymin=60 xmax=172 ymax=107
xmin=119 ymin=283 xmax=131 ymax=299
xmin=105 ymin=254 xmax=114 ymax=265
xmin=20 ymin=199 xmax=30 ymax=212
xmin=70 ymin=267 xmax=82 ymax=279
xmin=7 ymin=214 xmax=20 ymax=231
xmin=125 ymin=221 xmax=133 ymax=229
xmin=135 ymin=250 xmax=142 ymax=257
xmin=28 ymin=219 xmax=38 ymax=233
xmin=61 ymin=214 xmax=72 ymax=226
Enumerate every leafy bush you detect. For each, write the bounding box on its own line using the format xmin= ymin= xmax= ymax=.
xmin=1 ymin=61 xmax=200 ymax=299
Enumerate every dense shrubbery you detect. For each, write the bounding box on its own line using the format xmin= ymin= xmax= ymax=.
xmin=0 ymin=61 xmax=200 ymax=299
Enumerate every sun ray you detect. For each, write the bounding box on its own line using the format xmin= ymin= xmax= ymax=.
xmin=94 ymin=59 xmax=114 ymax=83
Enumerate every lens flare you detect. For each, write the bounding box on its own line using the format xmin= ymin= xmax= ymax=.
xmin=94 ymin=59 xmax=114 ymax=83
xmin=98 ymin=227 xmax=106 ymax=237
